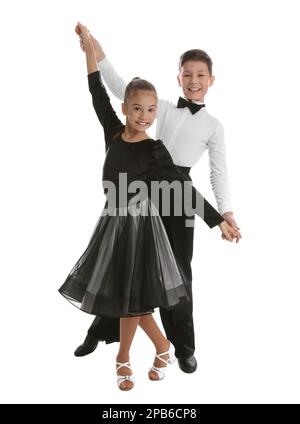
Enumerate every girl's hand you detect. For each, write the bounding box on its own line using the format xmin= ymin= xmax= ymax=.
xmin=221 ymin=212 xmax=242 ymax=242
xmin=78 ymin=33 xmax=105 ymax=62
xmin=219 ymin=220 xmax=241 ymax=243
xmin=75 ymin=22 xmax=94 ymax=54
xmin=222 ymin=211 xmax=239 ymax=230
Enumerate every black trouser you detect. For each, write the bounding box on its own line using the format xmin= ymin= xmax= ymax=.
xmin=88 ymin=166 xmax=195 ymax=358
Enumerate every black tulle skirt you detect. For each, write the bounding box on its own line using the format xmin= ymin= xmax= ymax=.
xmin=58 ymin=197 xmax=190 ymax=317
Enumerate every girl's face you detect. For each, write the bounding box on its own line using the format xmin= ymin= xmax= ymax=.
xmin=122 ymin=90 xmax=158 ymax=133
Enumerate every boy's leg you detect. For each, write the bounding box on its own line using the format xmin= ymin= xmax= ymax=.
xmin=88 ymin=316 xmax=120 ymax=342
xmin=159 ymin=213 xmax=195 ymax=359
xmin=159 ymin=175 xmax=197 ymax=369
xmin=74 ymin=316 xmax=120 ymax=357
xmin=159 ymin=281 xmax=195 ymax=358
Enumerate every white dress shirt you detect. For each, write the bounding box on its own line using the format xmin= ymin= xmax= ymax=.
xmin=97 ymin=57 xmax=233 ymax=215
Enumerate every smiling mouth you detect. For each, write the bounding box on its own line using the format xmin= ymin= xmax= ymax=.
xmin=188 ymin=87 xmax=201 ymax=92
xmin=136 ymin=121 xmax=149 ymax=126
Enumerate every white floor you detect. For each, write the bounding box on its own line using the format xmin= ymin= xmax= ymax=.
xmin=2 ymin=227 xmax=300 ymax=404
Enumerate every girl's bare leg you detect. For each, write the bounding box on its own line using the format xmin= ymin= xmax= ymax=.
xmin=139 ymin=314 xmax=170 ymax=380
xmin=116 ymin=316 xmax=140 ymax=390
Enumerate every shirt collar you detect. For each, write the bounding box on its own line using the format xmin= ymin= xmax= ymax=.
xmin=184 ymin=96 xmax=205 ymax=105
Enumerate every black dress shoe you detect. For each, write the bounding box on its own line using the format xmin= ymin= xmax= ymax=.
xmin=177 ymin=355 xmax=197 ymax=373
xmin=74 ymin=334 xmax=99 ymax=357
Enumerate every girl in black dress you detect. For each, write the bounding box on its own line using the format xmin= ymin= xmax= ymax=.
xmin=59 ymin=23 xmax=238 ymax=391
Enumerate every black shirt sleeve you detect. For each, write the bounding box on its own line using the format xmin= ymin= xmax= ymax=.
xmin=88 ymin=70 xmax=125 ymax=151
xmin=148 ymin=140 xmax=225 ymax=228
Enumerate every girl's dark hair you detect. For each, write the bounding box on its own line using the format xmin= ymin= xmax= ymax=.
xmin=179 ymin=49 xmax=213 ymax=75
xmin=124 ymin=77 xmax=157 ymax=103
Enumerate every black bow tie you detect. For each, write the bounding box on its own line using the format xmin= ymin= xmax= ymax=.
xmin=177 ymin=96 xmax=205 ymax=115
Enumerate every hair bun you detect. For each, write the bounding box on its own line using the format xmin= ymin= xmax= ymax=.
xmin=124 ymin=77 xmax=157 ymax=103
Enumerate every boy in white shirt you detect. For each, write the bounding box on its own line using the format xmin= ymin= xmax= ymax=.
xmin=74 ymin=27 xmax=241 ymax=374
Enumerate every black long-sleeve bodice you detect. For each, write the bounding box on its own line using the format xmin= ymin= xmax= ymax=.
xmin=88 ymin=71 xmax=224 ymax=228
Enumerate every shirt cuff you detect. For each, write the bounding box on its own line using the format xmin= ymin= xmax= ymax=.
xmin=219 ymin=204 xmax=234 ymax=216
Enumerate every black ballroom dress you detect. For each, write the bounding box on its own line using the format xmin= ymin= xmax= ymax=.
xmin=58 ymin=71 xmax=224 ymax=318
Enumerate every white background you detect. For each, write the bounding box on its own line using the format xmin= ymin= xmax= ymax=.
xmin=1 ymin=0 xmax=300 ymax=404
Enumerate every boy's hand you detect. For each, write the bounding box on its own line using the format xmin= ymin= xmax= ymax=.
xmin=75 ymin=25 xmax=105 ymax=62
xmin=221 ymin=211 xmax=242 ymax=243
xmin=75 ymin=22 xmax=94 ymax=54
xmin=219 ymin=220 xmax=241 ymax=243
xmin=90 ymin=35 xmax=105 ymax=62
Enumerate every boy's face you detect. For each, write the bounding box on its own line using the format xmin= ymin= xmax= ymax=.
xmin=177 ymin=60 xmax=215 ymax=102
xmin=122 ymin=90 xmax=157 ymax=132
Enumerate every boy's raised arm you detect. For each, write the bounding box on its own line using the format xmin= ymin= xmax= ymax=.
xmin=77 ymin=26 xmax=125 ymax=99
xmin=87 ymin=34 xmax=127 ymax=101
xmin=85 ymin=34 xmax=168 ymax=114
xmin=97 ymin=56 xmax=168 ymax=113
xmin=98 ymin=56 xmax=127 ymax=101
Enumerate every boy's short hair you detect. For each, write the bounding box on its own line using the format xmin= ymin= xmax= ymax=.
xmin=179 ymin=49 xmax=213 ymax=75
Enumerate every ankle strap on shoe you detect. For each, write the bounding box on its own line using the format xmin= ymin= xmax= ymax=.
xmin=116 ymin=361 xmax=132 ymax=372
xmin=155 ymin=351 xmax=169 ymax=366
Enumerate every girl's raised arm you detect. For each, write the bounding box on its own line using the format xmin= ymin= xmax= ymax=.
xmin=88 ymin=71 xmax=124 ymax=151
xmin=77 ymin=23 xmax=124 ymax=150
